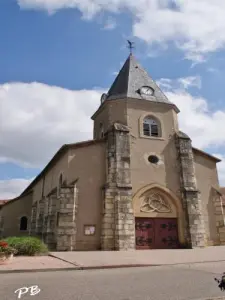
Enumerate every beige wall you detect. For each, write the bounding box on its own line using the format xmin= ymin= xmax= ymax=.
xmin=127 ymin=99 xmax=180 ymax=197
xmin=30 ymin=141 xmax=106 ymax=250
xmin=0 ymin=140 xmax=106 ymax=250
xmin=93 ymin=100 xmax=128 ymax=139
xmin=32 ymin=151 xmax=69 ymax=204
xmin=30 ymin=141 xmax=106 ymax=249
xmin=0 ymin=192 xmax=33 ymax=237
xmin=67 ymin=142 xmax=106 ymax=250
xmin=32 ymin=178 xmax=44 ymax=204
xmin=194 ymin=151 xmax=220 ymax=245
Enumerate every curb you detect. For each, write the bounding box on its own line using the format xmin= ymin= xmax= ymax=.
xmin=0 ymin=264 xmax=158 ymax=274
xmin=79 ymin=264 xmax=158 ymax=270
xmin=193 ymin=298 xmax=225 ymax=300
xmin=0 ymin=267 xmax=80 ymax=274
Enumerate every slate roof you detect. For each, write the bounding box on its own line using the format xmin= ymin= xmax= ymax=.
xmin=107 ymin=54 xmax=175 ymax=106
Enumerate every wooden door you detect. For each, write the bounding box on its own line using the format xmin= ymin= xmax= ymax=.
xmin=135 ymin=218 xmax=179 ymax=249
xmin=154 ymin=218 xmax=179 ymax=249
xmin=135 ymin=218 xmax=154 ymax=249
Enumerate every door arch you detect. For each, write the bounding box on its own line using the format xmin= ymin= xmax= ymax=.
xmin=133 ymin=183 xmax=185 ymax=248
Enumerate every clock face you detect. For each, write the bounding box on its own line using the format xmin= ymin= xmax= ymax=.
xmin=140 ymin=86 xmax=154 ymax=96
xmin=101 ymin=93 xmax=108 ymax=103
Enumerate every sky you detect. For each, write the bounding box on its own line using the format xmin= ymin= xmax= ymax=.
xmin=1 ymin=0 xmax=225 ymax=199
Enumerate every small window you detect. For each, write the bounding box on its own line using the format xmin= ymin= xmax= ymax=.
xmin=143 ymin=117 xmax=160 ymax=137
xmin=20 ymin=216 xmax=28 ymax=231
xmin=148 ymin=155 xmax=159 ymax=164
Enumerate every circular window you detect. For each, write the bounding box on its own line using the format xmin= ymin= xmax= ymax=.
xmin=148 ymin=155 xmax=159 ymax=164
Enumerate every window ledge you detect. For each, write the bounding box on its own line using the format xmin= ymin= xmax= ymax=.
xmin=140 ymin=135 xmax=165 ymax=141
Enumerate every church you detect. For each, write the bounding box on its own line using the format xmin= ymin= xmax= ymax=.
xmin=1 ymin=54 xmax=225 ymax=251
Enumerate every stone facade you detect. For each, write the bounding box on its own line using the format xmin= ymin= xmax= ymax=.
xmin=212 ymin=191 xmax=225 ymax=245
xmin=56 ymin=185 xmax=78 ymax=251
xmin=101 ymin=123 xmax=135 ymax=250
xmin=42 ymin=193 xmax=57 ymax=250
xmin=30 ymin=183 xmax=78 ymax=251
xmin=176 ymin=132 xmax=205 ymax=248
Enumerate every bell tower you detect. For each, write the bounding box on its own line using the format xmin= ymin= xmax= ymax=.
xmin=91 ymin=53 xmax=179 ymax=140
xmin=92 ymin=53 xmax=205 ymax=250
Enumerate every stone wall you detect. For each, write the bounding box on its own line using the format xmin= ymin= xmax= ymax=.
xmin=212 ymin=192 xmax=225 ymax=245
xmin=176 ymin=131 xmax=205 ymax=248
xmin=42 ymin=193 xmax=58 ymax=250
xmin=36 ymin=198 xmax=45 ymax=238
xmin=29 ymin=183 xmax=78 ymax=251
xmin=56 ymin=185 xmax=78 ymax=251
xmin=101 ymin=123 xmax=135 ymax=250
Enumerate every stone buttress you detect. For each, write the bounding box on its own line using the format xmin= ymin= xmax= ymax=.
xmin=176 ymin=131 xmax=205 ymax=248
xmin=30 ymin=183 xmax=78 ymax=251
xmin=101 ymin=123 xmax=135 ymax=250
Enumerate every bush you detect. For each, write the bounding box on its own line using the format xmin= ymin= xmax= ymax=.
xmin=0 ymin=241 xmax=17 ymax=255
xmin=4 ymin=237 xmax=48 ymax=256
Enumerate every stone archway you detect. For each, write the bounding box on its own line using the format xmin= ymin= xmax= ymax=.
xmin=132 ymin=183 xmax=185 ymax=249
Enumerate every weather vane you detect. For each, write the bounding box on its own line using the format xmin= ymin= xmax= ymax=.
xmin=127 ymin=40 xmax=135 ymax=55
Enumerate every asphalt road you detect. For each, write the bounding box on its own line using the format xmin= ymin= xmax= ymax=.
xmin=1 ymin=262 xmax=225 ymax=300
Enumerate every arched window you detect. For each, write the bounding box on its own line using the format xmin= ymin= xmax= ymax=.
xmin=143 ymin=116 xmax=161 ymax=137
xmin=99 ymin=123 xmax=104 ymax=138
xmin=20 ymin=216 xmax=28 ymax=231
xmin=59 ymin=173 xmax=63 ymax=189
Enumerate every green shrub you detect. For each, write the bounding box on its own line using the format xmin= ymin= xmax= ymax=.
xmin=0 ymin=240 xmax=17 ymax=255
xmin=4 ymin=237 xmax=48 ymax=256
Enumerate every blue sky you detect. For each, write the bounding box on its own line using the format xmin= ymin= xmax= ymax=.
xmin=1 ymin=0 xmax=225 ymax=198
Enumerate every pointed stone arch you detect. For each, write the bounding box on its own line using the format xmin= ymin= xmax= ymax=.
xmin=133 ymin=183 xmax=185 ymax=245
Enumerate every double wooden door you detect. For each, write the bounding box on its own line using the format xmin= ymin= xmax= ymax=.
xmin=135 ymin=217 xmax=179 ymax=249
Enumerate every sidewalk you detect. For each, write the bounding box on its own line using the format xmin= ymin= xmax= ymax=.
xmin=1 ymin=246 xmax=225 ymax=273
xmin=50 ymin=246 xmax=225 ymax=268
xmin=0 ymin=256 xmax=78 ymax=273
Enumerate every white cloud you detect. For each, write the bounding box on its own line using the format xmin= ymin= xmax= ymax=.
xmin=157 ymin=76 xmax=225 ymax=149
xmin=1 ymin=76 xmax=225 ymax=196
xmin=17 ymin=0 xmax=225 ymax=62
xmin=157 ymin=76 xmax=201 ymax=91
xmin=0 ymin=82 xmax=105 ymax=168
xmin=170 ymin=91 xmax=225 ymax=149
xmin=1 ymin=79 xmax=225 ymax=160
xmin=0 ymin=178 xmax=33 ymax=199
xmin=177 ymin=76 xmax=202 ymax=90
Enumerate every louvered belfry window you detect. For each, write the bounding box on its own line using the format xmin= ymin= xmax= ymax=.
xmin=143 ymin=117 xmax=160 ymax=137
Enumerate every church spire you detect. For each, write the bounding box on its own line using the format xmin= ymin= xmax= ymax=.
xmin=106 ymin=54 xmax=179 ymax=112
